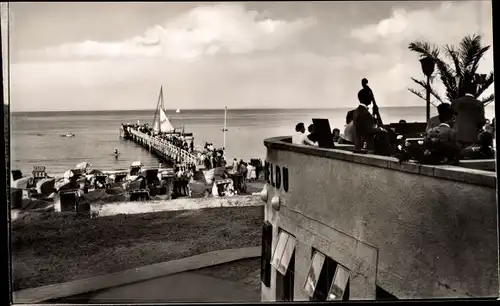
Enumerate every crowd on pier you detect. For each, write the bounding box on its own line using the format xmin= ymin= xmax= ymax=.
xmin=198 ymin=142 xmax=226 ymax=169
xmin=122 ymin=122 xmax=258 ymax=172
xmin=293 ymin=80 xmax=495 ymax=165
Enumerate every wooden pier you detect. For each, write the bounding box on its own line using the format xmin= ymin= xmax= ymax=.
xmin=121 ymin=126 xmax=200 ymax=167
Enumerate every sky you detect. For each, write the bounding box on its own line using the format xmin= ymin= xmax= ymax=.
xmin=4 ymin=1 xmax=495 ymax=111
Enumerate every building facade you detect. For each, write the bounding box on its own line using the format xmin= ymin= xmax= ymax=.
xmin=260 ymin=136 xmax=497 ymax=301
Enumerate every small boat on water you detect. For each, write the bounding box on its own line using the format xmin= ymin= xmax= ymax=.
xmin=61 ymin=133 xmax=75 ymax=137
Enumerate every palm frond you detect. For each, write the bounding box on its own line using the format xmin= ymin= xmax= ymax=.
xmin=434 ymin=60 xmax=458 ymax=101
xmin=476 ymin=71 xmax=494 ymax=98
xmin=408 ymin=41 xmax=440 ymax=59
xmin=408 ymin=88 xmax=426 ymax=101
xmin=469 ymin=46 xmax=490 ymax=74
xmin=444 ymin=45 xmax=462 ymax=78
xmin=410 ymin=78 xmax=444 ymax=103
xmin=481 ymin=93 xmax=494 ymax=106
xmin=409 ymin=34 xmax=492 ymax=104
xmin=408 ymin=88 xmax=441 ymax=107
xmin=458 ymin=34 xmax=489 ymax=73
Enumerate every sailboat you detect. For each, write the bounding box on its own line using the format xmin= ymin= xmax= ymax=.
xmin=152 ymin=86 xmax=176 ymax=134
xmin=152 ymin=86 xmax=195 ymax=154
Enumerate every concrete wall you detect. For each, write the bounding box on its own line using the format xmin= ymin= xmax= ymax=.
xmin=262 ymin=136 xmax=497 ymax=300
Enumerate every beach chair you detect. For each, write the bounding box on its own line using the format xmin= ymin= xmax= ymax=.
xmin=93 ymin=174 xmax=109 ymax=189
xmin=32 ymin=165 xmax=47 ymax=185
xmin=130 ymin=189 xmax=150 ymax=201
xmin=214 ymin=178 xmax=234 ymax=197
xmin=55 ymin=190 xmax=79 ymax=212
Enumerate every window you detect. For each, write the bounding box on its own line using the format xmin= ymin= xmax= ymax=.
xmin=303 ymin=251 xmax=325 ymax=298
xmin=376 ymin=286 xmax=398 ymax=300
xmin=271 ymin=231 xmax=296 ymax=276
xmin=260 ymin=221 xmax=273 ymax=287
xmin=303 ymin=249 xmax=350 ymax=301
xmin=327 ymin=265 xmax=350 ymax=301
xmin=273 ymin=230 xmax=296 ymax=301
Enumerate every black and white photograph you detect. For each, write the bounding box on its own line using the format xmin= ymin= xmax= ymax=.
xmin=3 ymin=0 xmax=498 ymax=303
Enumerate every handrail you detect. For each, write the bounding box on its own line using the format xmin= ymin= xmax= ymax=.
xmin=128 ymin=128 xmax=200 ymax=165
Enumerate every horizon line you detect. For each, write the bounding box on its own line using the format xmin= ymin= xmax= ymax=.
xmin=7 ymin=105 xmax=474 ymax=113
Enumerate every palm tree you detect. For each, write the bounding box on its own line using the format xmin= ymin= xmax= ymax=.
xmin=408 ymin=34 xmax=494 ymax=106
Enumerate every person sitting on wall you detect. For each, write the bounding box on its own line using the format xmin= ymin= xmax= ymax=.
xmin=461 ymin=122 xmax=495 ymax=159
xmin=426 ymin=103 xmax=452 ymax=131
xmin=292 ymin=122 xmax=317 ymax=146
xmin=307 ymin=124 xmax=319 ymax=146
xmin=451 ymin=83 xmax=486 ymax=149
xmin=332 ymin=128 xmax=341 ymax=142
xmin=352 ymin=87 xmax=392 ymax=155
xmin=398 ymin=107 xmax=460 ymax=165
xmin=352 ymin=89 xmax=378 ymax=153
xmin=339 ymin=110 xmax=355 ymax=145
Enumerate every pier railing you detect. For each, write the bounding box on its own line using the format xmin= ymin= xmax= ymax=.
xmin=127 ymin=128 xmax=199 ymax=165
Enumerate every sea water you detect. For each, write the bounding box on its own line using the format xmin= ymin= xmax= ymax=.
xmin=9 ymin=106 xmax=496 ymax=176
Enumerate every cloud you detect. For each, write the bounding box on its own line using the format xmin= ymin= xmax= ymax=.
xmin=350 ymin=1 xmax=492 ymax=46
xmin=10 ymin=1 xmax=495 ymax=112
xmin=19 ymin=3 xmax=316 ymax=61
xmin=347 ymin=1 xmax=494 ymax=104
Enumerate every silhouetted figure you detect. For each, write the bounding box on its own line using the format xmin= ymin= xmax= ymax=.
xmin=427 ymin=103 xmax=451 ymax=131
xmin=353 ymin=84 xmax=391 ymax=155
xmin=400 ymin=107 xmax=460 ymax=165
xmin=451 ymin=83 xmax=486 ymax=148
xmin=353 ymin=89 xmax=376 ymax=153
xmin=361 ymin=78 xmax=383 ymax=126
xmin=307 ymin=124 xmax=319 ymax=144
xmin=332 ymin=128 xmax=340 ymax=142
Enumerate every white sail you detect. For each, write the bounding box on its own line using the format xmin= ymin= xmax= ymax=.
xmin=160 ymin=108 xmax=175 ymax=132
xmin=153 ymin=86 xmax=163 ymax=133
xmin=153 ymin=114 xmax=160 ymax=132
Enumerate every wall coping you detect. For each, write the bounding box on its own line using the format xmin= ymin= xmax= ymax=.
xmin=264 ymin=136 xmax=496 ymax=188
xmin=13 ymin=246 xmax=261 ymax=304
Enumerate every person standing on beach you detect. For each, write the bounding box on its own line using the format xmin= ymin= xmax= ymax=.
xmin=451 ymin=84 xmax=486 ymax=148
xmin=246 ymin=163 xmax=253 ymax=181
